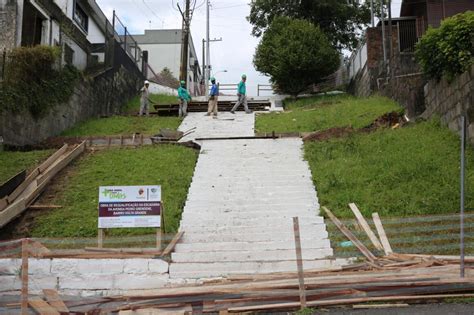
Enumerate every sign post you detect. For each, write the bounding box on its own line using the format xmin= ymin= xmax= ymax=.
xmin=98 ymin=185 xmax=162 ymax=248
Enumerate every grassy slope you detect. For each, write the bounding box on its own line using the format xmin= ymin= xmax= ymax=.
xmin=305 ymin=119 xmax=473 ymax=218
xmin=61 ymin=94 xmax=181 ymax=136
xmin=31 ymin=146 xmax=197 ymax=238
xmin=0 ymin=150 xmax=52 ymax=184
xmin=255 ymin=94 xmax=401 ymax=133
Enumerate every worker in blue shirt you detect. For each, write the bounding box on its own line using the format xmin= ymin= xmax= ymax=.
xmin=206 ymin=77 xmax=219 ymax=118
xmin=230 ymin=74 xmax=251 ymax=114
xmin=177 ymin=80 xmax=192 ymax=117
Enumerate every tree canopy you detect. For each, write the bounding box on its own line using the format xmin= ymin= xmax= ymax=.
xmin=254 ymin=17 xmax=340 ymax=96
xmin=248 ymin=0 xmax=371 ymax=50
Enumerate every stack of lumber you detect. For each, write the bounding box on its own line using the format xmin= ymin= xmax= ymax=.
xmin=0 ymin=142 xmax=85 ymax=228
xmin=154 ymin=100 xmax=270 ymax=115
xmin=4 ymin=260 xmax=472 ymax=314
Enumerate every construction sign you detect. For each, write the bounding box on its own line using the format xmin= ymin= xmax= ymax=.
xmin=98 ymin=186 xmax=161 ymax=228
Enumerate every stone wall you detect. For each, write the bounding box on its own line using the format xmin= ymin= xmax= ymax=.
xmin=0 ymin=64 xmax=142 ymax=146
xmin=0 ymin=0 xmax=18 ymax=52
xmin=0 ymin=258 xmax=179 ymax=296
xmin=422 ymin=64 xmax=474 ymax=141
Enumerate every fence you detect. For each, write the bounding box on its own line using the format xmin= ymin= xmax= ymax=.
xmin=112 ymin=11 xmax=142 ymax=68
xmin=347 ymin=38 xmax=368 ymax=81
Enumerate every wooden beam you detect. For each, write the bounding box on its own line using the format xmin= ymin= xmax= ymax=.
xmin=21 ymin=239 xmax=28 ymax=315
xmin=28 ymin=297 xmax=60 ymax=315
xmin=322 ymin=207 xmax=377 ymax=262
xmin=292 ymin=217 xmax=306 ymax=309
xmin=372 ymin=212 xmax=393 ymax=255
xmin=162 ymin=232 xmax=184 ymax=256
xmin=349 ymin=203 xmax=383 ymax=251
xmin=38 ymin=144 xmax=68 ymax=173
xmin=0 ymin=169 xmax=26 ymax=199
xmin=0 ymin=198 xmax=27 ymax=228
xmin=43 ymin=289 xmax=69 ymax=313
xmin=28 ymin=205 xmax=63 ymax=210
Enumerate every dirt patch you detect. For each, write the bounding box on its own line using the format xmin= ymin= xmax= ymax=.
xmin=303 ymin=111 xmax=406 ymax=142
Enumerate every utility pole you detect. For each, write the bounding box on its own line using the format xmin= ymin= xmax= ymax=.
xmin=380 ymin=0 xmax=387 ymax=71
xmin=205 ymin=0 xmax=210 ymax=96
xmin=387 ymin=0 xmax=393 ymax=77
xmin=202 ymin=38 xmax=206 ymax=92
xmin=370 ymin=0 xmax=374 ymax=27
xmin=179 ymin=0 xmax=190 ymax=86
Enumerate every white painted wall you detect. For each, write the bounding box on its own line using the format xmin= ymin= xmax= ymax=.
xmin=149 ymin=82 xmax=178 ymax=96
xmin=54 ymin=0 xmax=73 ymax=18
xmin=140 ymin=43 xmax=182 ymax=80
xmin=51 ymin=20 xmax=61 ymax=45
xmin=87 ymin=17 xmax=105 ymax=43
xmin=63 ymin=34 xmax=87 ymax=70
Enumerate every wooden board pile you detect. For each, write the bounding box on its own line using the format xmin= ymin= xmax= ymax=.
xmin=0 ymin=142 xmax=86 ymax=228
xmin=3 ymin=205 xmax=473 ymax=314
xmin=154 ymin=101 xmax=270 ymax=115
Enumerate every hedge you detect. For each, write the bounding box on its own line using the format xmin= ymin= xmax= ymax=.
xmin=415 ymin=11 xmax=474 ymax=82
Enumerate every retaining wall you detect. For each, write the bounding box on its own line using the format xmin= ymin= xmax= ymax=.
xmin=422 ymin=64 xmax=474 ymax=141
xmin=0 ymin=258 xmax=191 ymax=297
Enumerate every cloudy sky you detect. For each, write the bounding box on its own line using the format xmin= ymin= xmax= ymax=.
xmin=96 ymin=0 xmax=402 ymax=95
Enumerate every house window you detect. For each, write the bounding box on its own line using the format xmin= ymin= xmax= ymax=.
xmin=64 ymin=44 xmax=74 ymax=66
xmin=73 ymin=1 xmax=88 ymax=33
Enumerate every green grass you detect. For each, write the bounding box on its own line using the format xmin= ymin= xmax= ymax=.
xmin=304 ymin=119 xmax=474 ymax=256
xmin=61 ymin=116 xmax=181 ymax=137
xmin=0 ymin=150 xmax=52 ymax=184
xmin=31 ymin=146 xmax=198 ymax=238
xmin=123 ymin=93 xmax=178 ymax=113
xmin=255 ymin=94 xmax=401 ymax=133
xmin=305 ymin=119 xmax=474 ymax=218
xmin=61 ymin=93 xmax=181 ymax=137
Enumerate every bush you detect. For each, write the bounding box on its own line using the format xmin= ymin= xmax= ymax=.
xmin=253 ymin=17 xmax=340 ymax=96
xmin=0 ymin=46 xmax=80 ymax=118
xmin=415 ymin=11 xmax=474 ymax=81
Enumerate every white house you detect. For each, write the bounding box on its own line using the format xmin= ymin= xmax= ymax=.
xmin=1 ymin=0 xmax=110 ymax=70
xmin=132 ymin=29 xmax=202 ymax=95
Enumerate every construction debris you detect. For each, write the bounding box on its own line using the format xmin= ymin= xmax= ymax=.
xmin=0 ymin=142 xmax=85 ymax=228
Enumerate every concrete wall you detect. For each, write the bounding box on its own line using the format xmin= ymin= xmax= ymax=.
xmin=141 ymin=43 xmax=182 ymax=82
xmin=149 ymin=82 xmax=178 ymax=96
xmin=0 ymin=258 xmax=173 ymax=296
xmin=422 ymin=64 xmax=474 ymax=141
xmin=0 ymin=0 xmax=19 ymax=52
xmin=0 ymin=64 xmax=142 ymax=146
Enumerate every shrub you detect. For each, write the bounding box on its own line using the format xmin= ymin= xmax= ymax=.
xmin=0 ymin=46 xmax=80 ymax=118
xmin=415 ymin=11 xmax=474 ymax=81
xmin=253 ymin=17 xmax=340 ymax=97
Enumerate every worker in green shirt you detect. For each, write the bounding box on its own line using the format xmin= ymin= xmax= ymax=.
xmin=177 ymin=80 xmax=192 ymax=117
xmin=230 ymin=74 xmax=251 ymax=114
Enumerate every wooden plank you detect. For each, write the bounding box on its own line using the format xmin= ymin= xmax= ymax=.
xmin=353 ymin=304 xmax=409 ymax=309
xmin=6 ymin=168 xmax=39 ymax=204
xmin=228 ymin=294 xmax=474 ymax=312
xmin=29 ymin=240 xmax=51 ymax=258
xmin=372 ymin=212 xmax=393 ymax=255
xmin=38 ymin=144 xmax=68 ymax=173
xmin=349 ymin=203 xmax=383 ymax=251
xmin=29 ymin=205 xmax=62 ymax=210
xmin=28 ymin=297 xmax=60 ymax=315
xmin=162 ymin=232 xmax=184 ymax=256
xmin=292 ymin=217 xmax=306 ymax=308
xmin=43 ymin=289 xmax=69 ymax=313
xmin=0 ymin=198 xmax=27 ymax=228
xmin=21 ymin=239 xmax=28 ymax=315
xmin=0 ymin=169 xmax=26 ymax=199
xmin=98 ymin=229 xmax=104 ymax=248
xmin=322 ymin=207 xmax=377 ymax=262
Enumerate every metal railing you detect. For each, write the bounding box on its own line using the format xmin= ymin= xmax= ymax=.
xmin=112 ymin=11 xmax=142 ymax=65
xmin=347 ymin=38 xmax=368 ymax=81
xmin=257 ymin=84 xmax=273 ymax=96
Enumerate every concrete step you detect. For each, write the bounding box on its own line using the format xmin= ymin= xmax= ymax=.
xmin=174 ymin=239 xmax=332 ymax=253
xmin=179 ymin=216 xmax=324 ymax=228
xmin=185 ymin=196 xmax=317 ymax=204
xmin=179 ymin=222 xmax=326 ymax=235
xmin=183 ymin=200 xmax=319 ymax=207
xmin=169 ymin=259 xmax=342 ymax=279
xmin=181 ymin=210 xmax=319 ymax=221
xmin=171 ymin=248 xmax=334 ymax=263
xmin=181 ymin=229 xmax=328 ymax=243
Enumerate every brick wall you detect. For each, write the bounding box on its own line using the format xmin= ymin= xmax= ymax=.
xmin=0 ymin=0 xmax=18 ymax=52
xmin=422 ymin=64 xmax=474 ymax=141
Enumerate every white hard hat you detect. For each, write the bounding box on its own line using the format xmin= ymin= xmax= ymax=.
xmin=145 ymin=80 xmax=150 ymax=84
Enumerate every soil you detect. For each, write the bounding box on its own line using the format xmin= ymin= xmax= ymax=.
xmin=302 ymin=111 xmax=406 ymax=142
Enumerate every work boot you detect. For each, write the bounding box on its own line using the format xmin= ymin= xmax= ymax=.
xmin=246 ymin=110 xmax=253 ymax=114
xmin=230 ymin=110 xmax=235 ymax=114
xmin=205 ymin=113 xmax=210 ymax=116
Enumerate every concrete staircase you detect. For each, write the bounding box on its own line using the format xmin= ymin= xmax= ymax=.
xmin=169 ymin=138 xmax=338 ymax=279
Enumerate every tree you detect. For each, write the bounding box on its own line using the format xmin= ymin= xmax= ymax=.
xmin=248 ymin=0 xmax=371 ymax=50
xmin=159 ymin=67 xmax=180 ymax=88
xmin=254 ymin=17 xmax=340 ymax=97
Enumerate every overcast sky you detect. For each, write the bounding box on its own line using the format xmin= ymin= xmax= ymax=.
xmin=96 ymin=0 xmax=402 ymax=94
